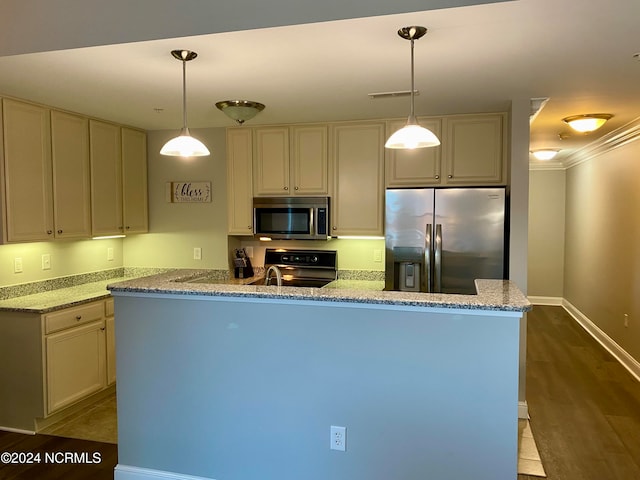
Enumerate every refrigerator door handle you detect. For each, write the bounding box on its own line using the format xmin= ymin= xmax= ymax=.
xmin=424 ymin=224 xmax=432 ymax=292
xmin=434 ymin=224 xmax=443 ymax=293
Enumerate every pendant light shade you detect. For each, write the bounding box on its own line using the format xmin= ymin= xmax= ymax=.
xmin=160 ymin=50 xmax=210 ymax=157
xmin=385 ymin=26 xmax=440 ymax=149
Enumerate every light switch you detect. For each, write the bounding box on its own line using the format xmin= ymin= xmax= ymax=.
xmin=107 ymin=248 xmax=114 ymax=261
xmin=14 ymin=257 xmax=23 ymax=273
xmin=194 ymin=247 xmax=202 ymax=260
xmin=42 ymin=254 xmax=51 ymax=270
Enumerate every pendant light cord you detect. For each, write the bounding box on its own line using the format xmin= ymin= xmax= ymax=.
xmin=409 ymin=37 xmax=416 ymax=123
xmin=181 ymin=56 xmax=188 ymax=130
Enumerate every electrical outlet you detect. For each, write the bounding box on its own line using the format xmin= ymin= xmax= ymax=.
xmin=194 ymin=247 xmax=202 ymax=260
xmin=373 ymin=249 xmax=382 ymax=263
xmin=42 ymin=254 xmax=51 ymax=270
xmin=624 ymin=313 xmax=629 ymax=328
xmin=330 ymin=425 xmax=346 ymax=451
xmin=107 ymin=247 xmax=114 ymax=261
xmin=14 ymin=257 xmax=23 ymax=273
xmin=244 ymin=246 xmax=254 ymax=258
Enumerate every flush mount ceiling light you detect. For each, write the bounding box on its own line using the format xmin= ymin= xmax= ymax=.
xmin=160 ymin=50 xmax=210 ymax=157
xmin=562 ymin=114 xmax=613 ymax=134
xmin=530 ymin=149 xmax=561 ymax=161
xmin=215 ymin=100 xmax=265 ymax=125
xmin=385 ymin=26 xmax=440 ymax=150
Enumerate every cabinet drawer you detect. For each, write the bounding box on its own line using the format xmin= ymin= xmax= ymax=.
xmin=45 ymin=302 xmax=104 ymax=334
xmin=105 ymin=297 xmax=114 ymax=317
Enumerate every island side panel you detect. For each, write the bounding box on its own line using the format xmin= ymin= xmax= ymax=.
xmin=114 ymin=294 xmax=521 ymax=480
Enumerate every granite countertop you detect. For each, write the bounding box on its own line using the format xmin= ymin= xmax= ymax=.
xmin=108 ymin=270 xmax=531 ymax=312
xmin=0 ymin=279 xmax=117 ymax=313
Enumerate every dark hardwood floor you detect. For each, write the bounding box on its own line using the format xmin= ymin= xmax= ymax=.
xmin=1 ymin=305 xmax=638 ymax=480
xmin=520 ymin=305 xmax=640 ymax=480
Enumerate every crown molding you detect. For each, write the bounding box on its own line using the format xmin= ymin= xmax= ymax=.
xmin=563 ymin=116 xmax=640 ymax=169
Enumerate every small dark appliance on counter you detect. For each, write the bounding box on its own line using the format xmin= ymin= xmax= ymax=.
xmin=233 ymin=248 xmax=254 ymax=278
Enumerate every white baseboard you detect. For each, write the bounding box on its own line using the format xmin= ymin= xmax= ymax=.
xmin=115 ymin=465 xmax=215 ymax=480
xmin=0 ymin=426 xmax=35 ymax=435
xmin=562 ymin=300 xmax=640 ymax=383
xmin=528 ymin=296 xmax=563 ymax=306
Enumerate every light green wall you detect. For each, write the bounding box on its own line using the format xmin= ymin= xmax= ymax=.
xmin=527 ymin=169 xmax=566 ymax=298
xmin=123 ymin=127 xmax=230 ymax=269
xmin=0 ymin=238 xmax=123 ymax=287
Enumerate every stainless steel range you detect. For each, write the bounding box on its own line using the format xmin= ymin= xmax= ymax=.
xmin=263 ymin=248 xmax=337 ymax=287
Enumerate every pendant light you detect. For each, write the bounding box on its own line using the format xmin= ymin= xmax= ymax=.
xmin=160 ymin=50 xmax=210 ymax=157
xmin=385 ymin=26 xmax=440 ymax=149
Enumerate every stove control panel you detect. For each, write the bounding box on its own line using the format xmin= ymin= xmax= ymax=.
xmin=264 ymin=249 xmax=337 ymax=269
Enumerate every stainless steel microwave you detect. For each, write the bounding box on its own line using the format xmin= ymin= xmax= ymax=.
xmin=253 ymin=197 xmax=330 ymax=240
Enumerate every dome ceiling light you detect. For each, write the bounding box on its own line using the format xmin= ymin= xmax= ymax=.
xmin=530 ymin=149 xmax=561 ymax=161
xmin=385 ymin=26 xmax=440 ymax=150
xmin=562 ymin=114 xmax=613 ymax=134
xmin=160 ymin=50 xmax=210 ymax=158
xmin=216 ymin=100 xmax=265 ymax=125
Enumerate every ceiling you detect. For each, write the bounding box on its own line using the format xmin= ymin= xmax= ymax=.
xmin=0 ymin=0 xmax=638 ymax=165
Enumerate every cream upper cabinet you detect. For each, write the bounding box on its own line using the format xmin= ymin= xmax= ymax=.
xmin=442 ymin=113 xmax=506 ymax=185
xmin=253 ymin=125 xmax=329 ymax=196
xmin=227 ymin=128 xmax=254 ymax=235
xmin=331 ymin=122 xmax=385 ymax=236
xmin=121 ymin=127 xmax=148 ymax=234
xmin=90 ymin=120 xmax=123 ymax=236
xmin=51 ymin=110 xmax=92 ymax=239
xmin=1 ymin=98 xmax=54 ymax=242
xmin=290 ymin=125 xmax=328 ymax=195
xmin=385 ymin=118 xmax=442 ymax=187
xmin=253 ymin=127 xmax=289 ymax=196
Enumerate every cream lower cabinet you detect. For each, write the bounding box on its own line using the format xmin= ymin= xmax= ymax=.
xmin=105 ymin=298 xmax=116 ymax=385
xmin=227 ymin=128 xmax=254 ymax=235
xmin=46 ymin=320 xmax=106 ymax=414
xmin=43 ymin=300 xmax=110 ymax=415
xmin=331 ymin=122 xmax=385 ymax=236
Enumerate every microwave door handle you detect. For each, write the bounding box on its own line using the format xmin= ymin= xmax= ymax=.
xmin=310 ymin=208 xmax=315 ymax=236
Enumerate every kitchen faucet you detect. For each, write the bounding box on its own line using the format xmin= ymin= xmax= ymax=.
xmin=264 ymin=265 xmax=283 ymax=287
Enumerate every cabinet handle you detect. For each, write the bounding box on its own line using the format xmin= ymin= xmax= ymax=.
xmin=435 ymin=175 xmax=440 ymax=180
xmin=75 ymin=315 xmax=82 ymax=321
xmin=126 ymin=226 xmax=130 ymax=230
xmin=294 ymin=186 xmax=299 ymax=190
xmin=47 ymin=230 xmax=53 ymax=235
xmin=100 ymin=327 xmax=106 ymax=331
xmin=448 ymin=175 xmax=453 ymax=179
xmin=284 ymin=186 xmax=289 ymax=190
xmin=248 ymin=226 xmax=252 ymax=230
xmin=332 ymin=226 xmax=337 ymax=230
xmin=57 ymin=229 xmax=62 ymax=234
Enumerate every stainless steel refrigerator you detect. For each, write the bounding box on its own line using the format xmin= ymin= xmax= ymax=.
xmin=385 ymin=187 xmax=507 ymax=295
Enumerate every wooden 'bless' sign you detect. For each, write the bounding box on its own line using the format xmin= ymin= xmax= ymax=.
xmin=169 ymin=182 xmax=212 ymax=203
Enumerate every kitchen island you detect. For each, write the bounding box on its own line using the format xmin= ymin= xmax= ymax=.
xmin=108 ymin=271 xmax=530 ymax=480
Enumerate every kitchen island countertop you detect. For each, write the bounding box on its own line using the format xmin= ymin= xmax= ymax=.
xmin=108 ymin=269 xmax=531 ymax=312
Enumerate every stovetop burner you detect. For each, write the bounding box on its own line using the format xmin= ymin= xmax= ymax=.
xmin=264 ymin=248 xmax=337 ymax=287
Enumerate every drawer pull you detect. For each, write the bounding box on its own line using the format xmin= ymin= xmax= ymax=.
xmin=75 ymin=315 xmax=82 ymax=321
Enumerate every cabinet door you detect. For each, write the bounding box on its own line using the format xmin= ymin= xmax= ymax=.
xmin=122 ymin=127 xmax=148 ymax=234
xmin=46 ymin=320 xmax=106 ymax=414
xmin=2 ymin=99 xmax=53 ymax=242
xmin=253 ymin=127 xmax=290 ymax=196
xmin=90 ymin=120 xmax=123 ymax=236
xmin=443 ymin=114 xmax=505 ymax=185
xmin=50 ymin=110 xmax=91 ymax=239
xmin=291 ymin=125 xmax=328 ymax=195
xmin=385 ymin=118 xmax=442 ymax=187
xmin=227 ymin=128 xmax=254 ymax=235
xmin=106 ymin=315 xmax=116 ymax=386
xmin=331 ymin=122 xmax=385 ymax=236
